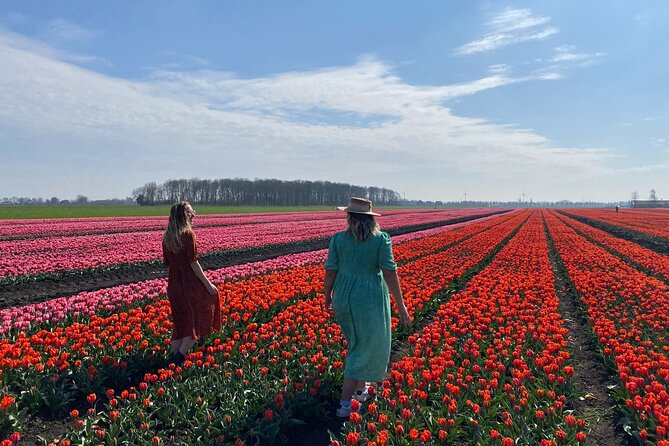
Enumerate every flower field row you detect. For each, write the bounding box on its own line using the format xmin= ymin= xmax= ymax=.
xmin=545 ymin=211 xmax=669 ymax=445
xmin=0 ymin=209 xmax=490 ymax=239
xmin=565 ymin=208 xmax=669 ymax=241
xmin=0 ymin=209 xmax=504 ymax=280
xmin=0 ymin=211 xmax=516 ymax=336
xmin=550 ymin=210 xmax=669 ymax=282
xmin=0 ymin=209 xmax=497 ymax=241
xmin=0 ymin=211 xmax=528 ymax=443
xmin=336 ymin=210 xmax=587 ymax=445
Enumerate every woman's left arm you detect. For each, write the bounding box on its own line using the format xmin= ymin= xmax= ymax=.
xmin=190 ymin=260 xmax=218 ymax=296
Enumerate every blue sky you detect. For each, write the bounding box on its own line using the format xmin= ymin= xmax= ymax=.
xmin=1 ymin=1 xmax=668 ymax=202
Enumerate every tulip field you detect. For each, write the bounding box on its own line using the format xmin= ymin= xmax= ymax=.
xmin=0 ymin=208 xmax=668 ymax=445
xmin=0 ymin=208 xmax=498 ymax=283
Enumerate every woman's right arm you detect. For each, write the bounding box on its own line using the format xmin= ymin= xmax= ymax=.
xmin=382 ymin=269 xmax=410 ymax=325
xmin=324 ymin=269 xmax=337 ymax=312
xmin=162 ymin=242 xmax=170 ymax=269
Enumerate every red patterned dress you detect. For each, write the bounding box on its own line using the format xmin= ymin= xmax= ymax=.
xmin=162 ymin=230 xmax=221 ymax=340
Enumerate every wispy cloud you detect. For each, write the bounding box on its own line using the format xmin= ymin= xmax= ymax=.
xmin=0 ymin=19 xmax=107 ymax=68
xmin=546 ymin=45 xmax=604 ymax=66
xmin=642 ymin=115 xmax=669 ymax=122
xmin=456 ymin=8 xmax=558 ymax=55
xmin=41 ymin=18 xmax=97 ymax=43
xmin=649 ymin=137 xmax=668 ymax=146
xmin=528 ymin=45 xmax=605 ymax=82
xmin=619 ymin=163 xmax=669 ymax=174
xmin=144 ymin=51 xmax=210 ymax=72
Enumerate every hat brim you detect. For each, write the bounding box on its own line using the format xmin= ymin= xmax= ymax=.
xmin=337 ymin=206 xmax=381 ymax=216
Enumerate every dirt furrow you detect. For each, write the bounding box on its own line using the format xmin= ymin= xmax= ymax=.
xmin=543 ymin=214 xmax=627 ymax=446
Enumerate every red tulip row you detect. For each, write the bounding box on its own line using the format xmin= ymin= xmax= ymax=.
xmin=0 ymin=209 xmax=502 ymax=280
xmin=550 ymin=210 xmax=669 ymax=281
xmin=545 ymin=211 xmax=669 ymax=444
xmin=338 ymin=210 xmax=587 ymax=445
xmin=565 ymin=208 xmax=669 ymax=241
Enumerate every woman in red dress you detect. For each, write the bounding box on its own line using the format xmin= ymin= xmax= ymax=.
xmin=162 ymin=201 xmax=221 ymax=364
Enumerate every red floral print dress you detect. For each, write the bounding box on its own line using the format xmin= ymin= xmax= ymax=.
xmin=162 ymin=230 xmax=221 ymax=340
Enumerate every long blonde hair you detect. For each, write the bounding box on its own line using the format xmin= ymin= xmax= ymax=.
xmin=163 ymin=201 xmax=192 ymax=253
xmin=347 ymin=212 xmax=380 ymax=242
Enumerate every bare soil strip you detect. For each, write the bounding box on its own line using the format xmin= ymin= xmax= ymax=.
xmin=543 ymin=215 xmax=628 ymax=446
xmin=0 ymin=211 xmax=510 ymax=310
xmin=558 ymin=210 xmax=669 ymax=255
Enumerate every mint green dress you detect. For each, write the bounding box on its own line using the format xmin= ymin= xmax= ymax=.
xmin=325 ymin=230 xmax=397 ymax=381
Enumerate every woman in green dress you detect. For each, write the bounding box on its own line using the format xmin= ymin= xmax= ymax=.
xmin=324 ymin=197 xmax=411 ymax=419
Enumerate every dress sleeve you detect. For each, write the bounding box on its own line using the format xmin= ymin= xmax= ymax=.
xmin=184 ymin=231 xmax=200 ymax=261
xmin=324 ymin=234 xmax=339 ymax=270
xmin=377 ymin=232 xmax=397 ymax=270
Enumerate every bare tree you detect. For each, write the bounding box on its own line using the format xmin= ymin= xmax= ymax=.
xmin=631 ymin=191 xmax=639 ymax=201
xmin=649 ymin=189 xmax=657 ymax=200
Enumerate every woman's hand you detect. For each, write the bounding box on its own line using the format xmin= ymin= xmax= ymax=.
xmin=324 ymin=294 xmax=333 ymax=313
xmin=397 ymin=304 xmax=411 ymax=326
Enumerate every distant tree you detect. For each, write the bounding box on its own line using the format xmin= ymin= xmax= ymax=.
xmin=49 ymin=196 xmax=59 ymax=205
xmin=132 ymin=182 xmax=159 ymax=205
xmin=132 ymin=177 xmax=402 ymax=206
xmin=631 ymin=191 xmax=639 ymax=201
xmin=75 ymin=195 xmax=89 ymax=204
xmin=649 ymin=189 xmax=657 ymax=200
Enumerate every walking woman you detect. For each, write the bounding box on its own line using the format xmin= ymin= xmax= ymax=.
xmin=162 ymin=201 xmax=221 ymax=365
xmin=324 ymin=197 xmax=411 ymax=419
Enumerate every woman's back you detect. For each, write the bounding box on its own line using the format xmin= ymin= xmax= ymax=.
xmin=326 ymin=230 xmax=395 ymax=275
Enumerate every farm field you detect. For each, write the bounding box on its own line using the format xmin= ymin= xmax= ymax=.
xmin=0 ymin=208 xmax=668 ymax=445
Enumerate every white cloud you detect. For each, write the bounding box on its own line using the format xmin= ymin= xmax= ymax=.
xmin=456 ymin=8 xmax=558 ymax=55
xmin=0 ymin=30 xmax=615 ymax=201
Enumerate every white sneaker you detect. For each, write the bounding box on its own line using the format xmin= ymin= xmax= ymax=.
xmin=353 ymin=383 xmax=372 ymax=402
xmin=335 ymin=402 xmax=352 ymax=419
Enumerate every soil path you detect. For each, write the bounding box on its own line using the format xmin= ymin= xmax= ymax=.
xmin=0 ymin=211 xmax=510 ymax=310
xmin=543 ymin=215 xmax=627 ymax=445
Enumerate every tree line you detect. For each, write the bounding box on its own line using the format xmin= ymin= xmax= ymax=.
xmin=132 ymin=178 xmax=403 ymax=206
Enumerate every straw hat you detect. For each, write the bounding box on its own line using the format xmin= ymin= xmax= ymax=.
xmin=337 ymin=197 xmax=381 ymax=216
